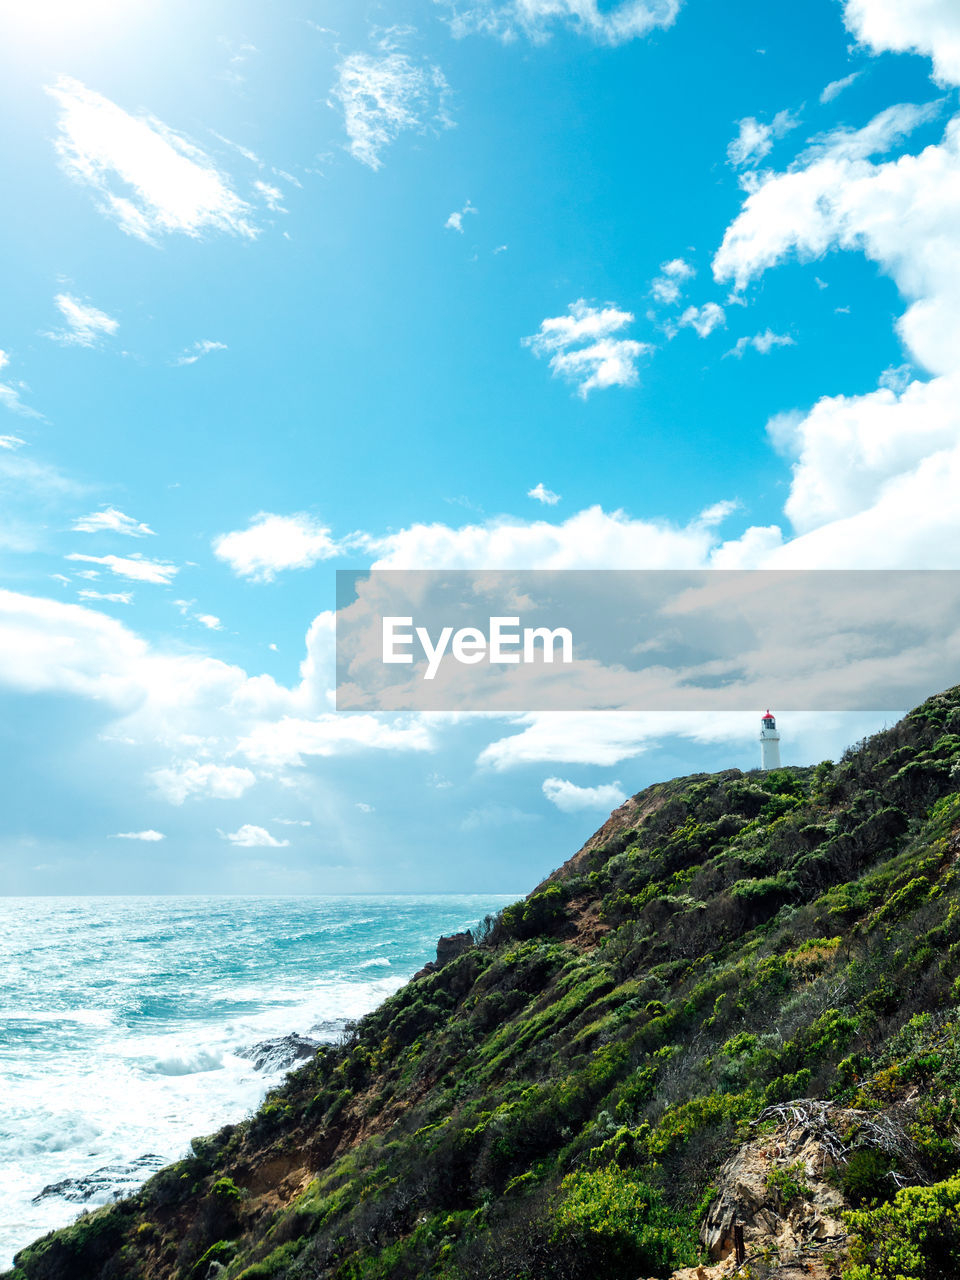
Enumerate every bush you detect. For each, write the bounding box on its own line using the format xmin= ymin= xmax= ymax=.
xmin=765 ymin=1160 xmax=809 ymax=1207
xmin=844 ymin=1176 xmax=960 ymax=1279
xmin=551 ymin=1166 xmax=697 ymax=1279
xmin=838 ymin=1148 xmax=895 ymax=1207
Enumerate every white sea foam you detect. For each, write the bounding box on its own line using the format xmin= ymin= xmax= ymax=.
xmin=0 ymin=893 xmax=511 ymax=1267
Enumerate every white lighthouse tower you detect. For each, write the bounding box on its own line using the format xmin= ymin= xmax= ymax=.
xmin=760 ymin=710 xmax=781 ymax=770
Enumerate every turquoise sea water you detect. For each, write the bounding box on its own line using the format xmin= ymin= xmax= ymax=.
xmin=0 ymin=894 xmax=513 ymax=1267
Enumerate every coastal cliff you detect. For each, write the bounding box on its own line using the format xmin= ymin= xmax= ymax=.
xmin=8 ymin=688 xmax=960 ymax=1280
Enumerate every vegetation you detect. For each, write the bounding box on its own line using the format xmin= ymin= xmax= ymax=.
xmin=8 ymin=687 xmax=960 ymax=1279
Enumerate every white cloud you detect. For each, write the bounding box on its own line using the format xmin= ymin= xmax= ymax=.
xmin=0 ymin=350 xmax=41 ymax=420
xmin=213 ymin=512 xmax=342 ymax=581
xmin=714 ymin=103 xmax=944 ymax=292
xmin=0 ymin=592 xmax=440 ymax=823
xmin=727 ymin=109 xmax=799 ymax=168
xmin=176 ymin=340 xmax=227 ymax=366
xmin=274 ymin=817 xmax=312 ymax=826
xmin=0 ymin=435 xmax=25 ymax=450
xmin=727 ymin=329 xmax=795 ymax=357
xmin=237 ymin=713 xmax=435 ymax=768
xmin=697 ymin=498 xmax=739 ymax=526
xmin=843 ymin=0 xmax=960 ymax=87
xmin=332 ymin=50 xmax=453 ymax=171
xmin=481 ymin=714 xmax=662 ymax=768
xmin=111 ymin=829 xmax=165 ymax=841
xmin=678 ymin=301 xmax=726 ymax=338
xmin=195 ymin=614 xmax=222 ymax=631
xmin=46 ymin=76 xmax=258 ymax=243
xmin=254 ymin=180 xmax=286 ymax=212
xmin=523 ymin=299 xmax=650 ymax=397
xmin=650 ymin=257 xmax=694 ymax=305
xmin=542 ymin=776 xmax=627 ymax=811
xmin=46 ymin=293 xmax=118 ymax=348
xmin=355 ymin=801 xmax=374 ymax=813
xmin=820 ymin=70 xmax=861 ymax=103
xmin=435 ymin=0 xmax=682 ymax=46
xmin=72 ymin=507 xmax=155 ymax=536
xmin=66 ymin=552 xmax=178 ymax=584
xmin=527 ymin=482 xmax=561 ymax=505
xmin=220 ymin=823 xmax=289 ymax=848
xmin=445 ymin=199 xmax=476 ymax=232
xmin=800 ymin=100 xmax=941 ymax=165
xmin=78 ymin=590 xmax=133 ymax=604
xmin=153 ymin=760 xmax=257 ymax=805
xmin=365 ymin=504 xmax=725 ymax=570
xmin=707 ymin=63 xmax=960 ymax=569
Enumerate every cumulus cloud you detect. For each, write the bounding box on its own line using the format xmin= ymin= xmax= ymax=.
xmin=542 ymin=776 xmax=627 ymax=811
xmin=843 ymin=0 xmax=960 ymax=87
xmin=677 ymin=302 xmax=726 ymax=338
xmin=213 ymin=513 xmax=342 ymax=581
xmin=445 ymin=200 xmax=476 ymax=232
xmin=175 ymin=340 xmax=227 ymax=366
xmin=66 ymin=552 xmax=178 ymax=584
xmin=0 ymin=592 xmax=441 ymax=817
xmin=111 ymin=829 xmax=165 ymax=841
xmin=714 ymin=103 xmax=944 ymax=292
xmin=365 ymin=504 xmax=722 ymax=570
xmin=332 ymin=50 xmax=453 ymax=171
xmin=523 ymin=299 xmax=651 ymax=397
xmin=435 ymin=0 xmax=682 ymax=46
xmin=707 ymin=50 xmax=960 ymax=570
xmin=195 ymin=614 xmax=222 ymax=631
xmin=0 ymin=435 xmax=25 ymax=450
xmin=527 ymin=482 xmax=561 ymax=505
xmin=650 ymin=257 xmax=694 ymax=305
xmin=727 ymin=109 xmax=800 ymax=168
xmin=220 ymin=824 xmax=289 ymax=848
xmin=46 ymin=76 xmax=257 ymax=243
xmin=46 ymin=293 xmax=118 ymax=347
xmin=72 ymin=507 xmax=155 ymax=536
xmin=727 ymin=330 xmax=795 ymax=357
xmin=152 ymin=760 xmax=257 ymax=805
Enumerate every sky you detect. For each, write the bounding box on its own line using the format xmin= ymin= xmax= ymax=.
xmin=1 ymin=0 xmax=959 ymax=894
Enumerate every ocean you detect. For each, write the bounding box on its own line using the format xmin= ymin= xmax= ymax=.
xmin=0 ymin=894 xmax=513 ymax=1268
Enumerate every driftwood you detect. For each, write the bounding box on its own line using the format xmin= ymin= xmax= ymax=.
xmin=752 ymin=1097 xmax=921 ymax=1185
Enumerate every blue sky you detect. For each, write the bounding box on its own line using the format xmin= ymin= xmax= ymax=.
xmin=1 ymin=0 xmax=959 ymax=894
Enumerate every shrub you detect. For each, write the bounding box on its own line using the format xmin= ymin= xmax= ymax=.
xmin=552 ymin=1165 xmax=697 ymax=1279
xmin=844 ymin=1176 xmax=960 ymax=1279
xmin=837 ymin=1148 xmax=895 ymax=1208
xmin=765 ymin=1160 xmax=809 ymax=1207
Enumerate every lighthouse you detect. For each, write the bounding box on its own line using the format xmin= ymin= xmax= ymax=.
xmin=760 ymin=710 xmax=781 ymax=770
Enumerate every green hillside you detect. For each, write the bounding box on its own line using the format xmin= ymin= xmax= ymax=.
xmin=10 ymin=688 xmax=960 ymax=1280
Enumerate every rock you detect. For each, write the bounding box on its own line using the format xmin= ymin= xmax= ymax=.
xmin=435 ymin=931 xmax=473 ymax=967
xmin=699 ymin=1102 xmax=854 ymax=1275
xmin=412 ymin=932 xmax=474 ymax=981
xmin=32 ymin=1153 xmax=166 ymax=1204
xmin=236 ymin=1033 xmax=320 ymax=1074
